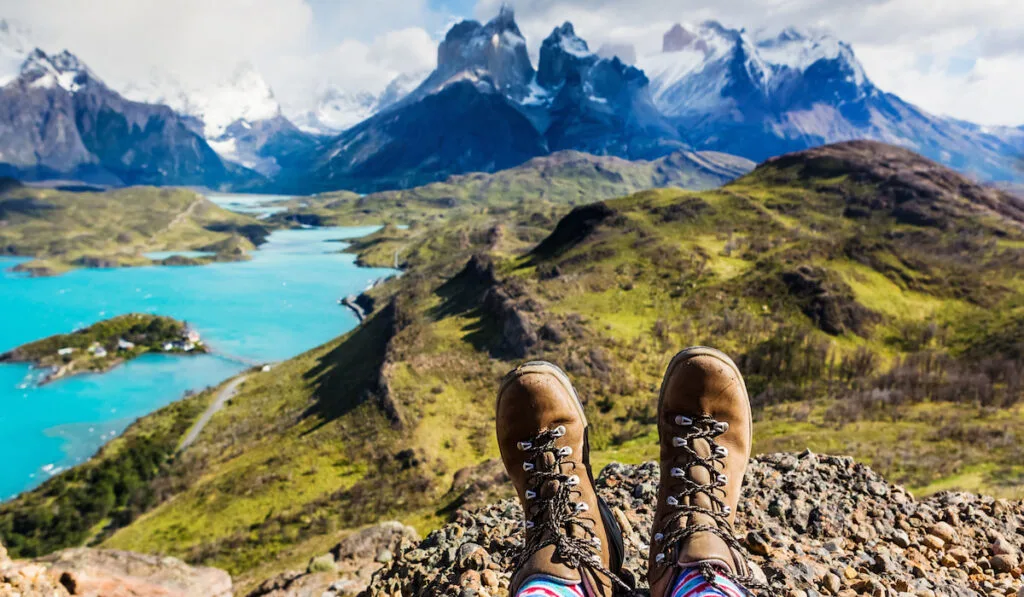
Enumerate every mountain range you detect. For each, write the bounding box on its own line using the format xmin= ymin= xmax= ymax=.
xmin=0 ymin=11 xmax=1022 ymax=192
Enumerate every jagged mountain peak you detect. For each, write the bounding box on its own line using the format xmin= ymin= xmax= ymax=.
xmin=414 ymin=6 xmax=534 ymax=102
xmin=18 ymin=48 xmax=97 ymax=93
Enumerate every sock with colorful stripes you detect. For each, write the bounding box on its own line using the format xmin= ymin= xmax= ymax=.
xmin=671 ymin=565 xmax=749 ymax=597
xmin=517 ymin=576 xmax=587 ymax=597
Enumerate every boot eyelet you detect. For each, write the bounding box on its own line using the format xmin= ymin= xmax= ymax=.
xmin=592 ymin=537 xmax=602 ymax=547
xmin=722 ymin=505 xmax=732 ymax=516
xmin=654 ymin=532 xmax=664 ymax=542
xmin=526 ymin=521 xmax=535 ymax=529
xmin=517 ymin=441 xmax=532 ymax=451
xmin=717 ymin=473 xmax=728 ymax=484
xmin=655 ymin=553 xmax=666 ymax=564
xmin=557 ymin=446 xmax=573 ymax=457
xmin=714 ymin=421 xmax=729 ymax=434
xmin=670 ymin=467 xmax=685 ymax=478
xmin=566 ymin=475 xmax=580 ymax=486
xmin=667 ymin=496 xmax=679 ymax=507
xmin=525 ymin=490 xmax=536 ymax=500
xmin=575 ymin=502 xmax=589 ymax=513
xmin=674 ymin=415 xmax=693 ymax=426
xmin=715 ymin=446 xmax=729 ymax=458
xmin=672 ymin=437 xmax=688 ymax=448
xmin=523 ymin=462 xmax=535 ymax=472
xmin=551 ymin=425 xmax=566 ymax=437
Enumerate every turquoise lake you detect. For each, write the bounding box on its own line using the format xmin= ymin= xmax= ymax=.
xmin=1 ymin=224 xmax=395 ymax=501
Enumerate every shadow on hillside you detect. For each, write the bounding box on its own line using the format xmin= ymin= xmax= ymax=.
xmin=430 ymin=255 xmax=509 ymax=357
xmin=300 ymin=302 xmax=397 ymax=433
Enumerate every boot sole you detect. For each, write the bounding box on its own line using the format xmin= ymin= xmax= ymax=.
xmin=497 ymin=361 xmax=626 ymax=578
xmin=657 ymin=346 xmax=753 ymax=449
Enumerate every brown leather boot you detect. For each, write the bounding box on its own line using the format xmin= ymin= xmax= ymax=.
xmin=648 ymin=347 xmax=757 ymax=596
xmin=497 ymin=362 xmax=626 ymax=596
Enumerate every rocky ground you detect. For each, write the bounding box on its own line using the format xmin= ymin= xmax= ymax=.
xmin=362 ymin=452 xmax=1024 ymax=597
xmin=0 ymin=541 xmax=230 ymax=597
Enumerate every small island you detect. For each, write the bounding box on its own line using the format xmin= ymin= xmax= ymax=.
xmin=0 ymin=314 xmax=207 ymax=384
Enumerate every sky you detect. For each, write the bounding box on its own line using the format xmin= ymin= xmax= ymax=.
xmin=1 ymin=0 xmax=1022 ymax=126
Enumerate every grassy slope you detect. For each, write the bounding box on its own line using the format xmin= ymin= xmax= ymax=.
xmin=3 ymin=143 xmax=1022 ymax=592
xmin=0 ymin=186 xmax=264 ymax=274
xmin=269 ymin=150 xmax=754 ymax=228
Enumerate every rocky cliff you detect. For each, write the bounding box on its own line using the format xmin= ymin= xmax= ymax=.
xmin=0 ymin=543 xmax=231 ymax=597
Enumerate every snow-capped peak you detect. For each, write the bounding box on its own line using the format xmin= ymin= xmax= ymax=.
xmin=120 ymin=62 xmax=280 ymax=138
xmin=20 ymin=49 xmax=95 ymax=93
xmin=755 ymin=26 xmax=867 ymax=86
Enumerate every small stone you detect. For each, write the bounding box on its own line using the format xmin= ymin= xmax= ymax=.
xmin=456 ymin=543 xmax=489 ymax=571
xmin=844 ymin=566 xmax=858 ymax=580
xmin=480 ymin=569 xmax=499 ymax=589
xmin=929 ymin=522 xmax=958 ymax=543
xmin=821 ymin=572 xmax=842 ymax=594
xmin=375 ymin=548 xmax=393 ymax=564
xmin=991 ymin=554 xmax=1019 ymax=573
xmin=992 ymin=538 xmax=1017 ymax=557
xmin=939 ymin=553 xmax=958 ymax=567
xmin=458 ymin=569 xmax=481 ymax=589
xmin=746 ymin=531 xmax=772 ymax=557
xmin=891 ymin=530 xmax=912 ymax=549
xmin=922 ymin=535 xmax=945 ymax=550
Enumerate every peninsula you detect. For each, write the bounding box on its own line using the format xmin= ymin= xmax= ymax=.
xmin=0 ymin=314 xmax=207 ymax=384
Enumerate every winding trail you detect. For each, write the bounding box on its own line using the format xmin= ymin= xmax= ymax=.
xmin=178 ymin=374 xmax=248 ymax=452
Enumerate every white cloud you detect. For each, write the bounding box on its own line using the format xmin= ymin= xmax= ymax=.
xmin=1 ymin=0 xmax=1022 ymax=126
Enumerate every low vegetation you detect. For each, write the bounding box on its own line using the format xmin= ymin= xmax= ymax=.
xmin=0 ymin=185 xmax=268 ymax=275
xmin=1 ymin=141 xmax=1021 ymax=593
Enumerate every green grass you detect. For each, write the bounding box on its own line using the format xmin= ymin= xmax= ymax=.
xmin=0 ymin=186 xmax=267 ymax=275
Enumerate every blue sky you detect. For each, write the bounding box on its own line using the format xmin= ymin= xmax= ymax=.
xmin=3 ymin=0 xmax=1023 ymax=127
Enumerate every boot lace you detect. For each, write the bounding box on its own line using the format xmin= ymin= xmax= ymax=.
xmin=511 ymin=425 xmax=631 ymax=592
xmin=653 ymin=414 xmax=769 ymax=593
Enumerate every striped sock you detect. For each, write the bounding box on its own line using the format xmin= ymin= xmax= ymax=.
xmin=671 ymin=565 xmax=749 ymax=597
xmin=517 ymin=577 xmax=587 ymax=597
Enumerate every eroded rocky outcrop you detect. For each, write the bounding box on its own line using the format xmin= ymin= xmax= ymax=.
xmin=363 ymin=453 xmax=1024 ymax=596
xmin=248 ymin=522 xmax=420 ymax=597
xmin=0 ymin=543 xmax=230 ymax=597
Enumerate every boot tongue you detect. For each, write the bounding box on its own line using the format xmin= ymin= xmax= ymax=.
xmin=677 ymin=437 xmax=737 ymax=574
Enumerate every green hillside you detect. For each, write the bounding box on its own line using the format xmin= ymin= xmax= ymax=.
xmin=0 ymin=184 xmax=268 ymax=275
xmin=270 ymin=149 xmax=755 ymax=227
xmin=1 ymin=141 xmax=1021 ymax=593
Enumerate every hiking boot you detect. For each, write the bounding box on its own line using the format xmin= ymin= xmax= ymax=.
xmin=649 ymin=347 xmax=756 ymax=596
xmin=497 ymin=362 xmax=626 ymax=596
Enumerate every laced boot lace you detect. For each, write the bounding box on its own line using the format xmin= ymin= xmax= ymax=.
xmin=654 ymin=415 xmax=769 ymax=593
xmin=512 ymin=425 xmax=631 ymax=593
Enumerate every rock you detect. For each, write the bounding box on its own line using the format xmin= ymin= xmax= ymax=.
xmin=929 ymin=522 xmax=958 ymax=544
xmin=922 ymin=535 xmax=945 ymax=550
xmin=363 ymin=454 xmax=1024 ymax=597
xmin=35 ymin=547 xmax=230 ymax=597
xmin=0 ymin=541 xmax=7 ymax=563
xmin=992 ymin=538 xmax=1017 ymax=557
xmin=375 ymin=548 xmax=393 ymax=564
xmin=991 ymin=554 xmax=1019 ymax=574
xmin=822 ymin=572 xmax=842 ymax=594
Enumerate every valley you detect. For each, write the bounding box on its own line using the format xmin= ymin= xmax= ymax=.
xmin=2 ymin=141 xmax=1020 ymax=596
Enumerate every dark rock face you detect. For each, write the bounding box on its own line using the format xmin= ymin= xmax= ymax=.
xmin=781 ymin=265 xmax=878 ymax=336
xmin=539 ymin=23 xmax=684 ymax=160
xmin=0 ymin=49 xmax=250 ymax=188
xmin=364 ymin=453 xmax=1024 ymax=596
xmin=301 ymin=81 xmax=548 ymax=194
xmin=531 ymin=202 xmax=616 ymax=260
